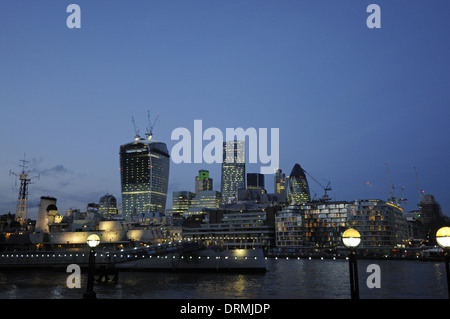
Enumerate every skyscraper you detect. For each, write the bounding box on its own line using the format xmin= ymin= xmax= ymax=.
xmin=247 ymin=173 xmax=265 ymax=189
xmin=195 ymin=169 xmax=213 ymax=194
xmin=288 ymin=163 xmax=311 ymax=205
xmin=120 ymin=135 xmax=170 ymax=217
xmin=274 ymin=168 xmax=287 ymax=202
xmin=220 ymin=140 xmax=245 ymax=204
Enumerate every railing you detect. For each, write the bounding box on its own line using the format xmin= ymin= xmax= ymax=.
xmin=0 ymin=241 xmax=205 ymax=267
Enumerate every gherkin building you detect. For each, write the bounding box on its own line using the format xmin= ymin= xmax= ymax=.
xmin=288 ymin=163 xmax=311 ymax=205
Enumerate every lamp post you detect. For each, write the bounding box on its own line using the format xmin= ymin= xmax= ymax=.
xmin=436 ymin=227 xmax=450 ymax=299
xmin=342 ymin=228 xmax=361 ymax=300
xmin=83 ymin=234 xmax=100 ymax=299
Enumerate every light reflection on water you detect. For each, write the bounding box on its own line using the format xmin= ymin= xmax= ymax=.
xmin=0 ymin=259 xmax=447 ymax=299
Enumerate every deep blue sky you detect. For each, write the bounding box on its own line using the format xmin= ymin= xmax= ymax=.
xmin=1 ymin=0 xmax=449 ymax=219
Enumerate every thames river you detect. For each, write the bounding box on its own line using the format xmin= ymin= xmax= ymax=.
xmin=0 ymin=258 xmax=447 ymax=299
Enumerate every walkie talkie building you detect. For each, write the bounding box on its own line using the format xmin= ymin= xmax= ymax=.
xmin=120 ymin=136 xmax=170 ymax=217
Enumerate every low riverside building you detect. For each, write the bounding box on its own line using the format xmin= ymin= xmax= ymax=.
xmin=347 ymin=199 xmax=408 ymax=250
xmin=275 ymin=199 xmax=409 ymax=254
xmin=276 ymin=201 xmax=348 ymax=249
xmin=182 ymin=202 xmax=277 ymax=249
xmin=275 ymin=205 xmax=303 ymax=247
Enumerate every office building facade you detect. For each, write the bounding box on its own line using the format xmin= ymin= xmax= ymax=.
xmin=183 ymin=204 xmax=277 ymax=249
xmin=276 ymin=205 xmax=303 ymax=247
xmin=301 ymin=201 xmax=348 ymax=247
xmin=191 ymin=190 xmax=221 ymax=210
xmin=347 ymin=199 xmax=408 ymax=248
xmin=247 ymin=173 xmax=265 ymax=189
xmin=274 ymin=168 xmax=287 ymax=203
xmin=120 ymin=137 xmax=170 ymax=217
xmin=171 ymin=191 xmax=195 ymax=215
xmin=220 ymin=141 xmax=245 ymax=204
xmin=276 ymin=201 xmax=348 ymax=248
xmin=195 ymin=169 xmax=213 ymax=194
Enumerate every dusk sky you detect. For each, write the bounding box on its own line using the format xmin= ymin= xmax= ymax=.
xmin=1 ymin=0 xmax=449 ymax=219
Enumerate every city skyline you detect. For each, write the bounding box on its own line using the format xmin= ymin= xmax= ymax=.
xmin=1 ymin=1 xmax=449 ymax=219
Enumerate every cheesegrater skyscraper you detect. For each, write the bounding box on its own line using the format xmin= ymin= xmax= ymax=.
xmin=220 ymin=140 xmax=245 ymax=204
xmin=120 ymin=133 xmax=170 ymax=217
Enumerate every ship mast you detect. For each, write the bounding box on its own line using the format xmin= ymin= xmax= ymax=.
xmin=10 ymin=155 xmax=39 ymax=227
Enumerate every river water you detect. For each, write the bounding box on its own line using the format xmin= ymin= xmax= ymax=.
xmin=0 ymin=258 xmax=447 ymax=299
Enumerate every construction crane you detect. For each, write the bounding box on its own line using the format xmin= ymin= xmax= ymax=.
xmin=131 ymin=116 xmax=140 ymax=140
xmin=146 ymin=110 xmax=160 ymax=140
xmin=385 ymin=162 xmax=396 ymax=203
xmin=414 ymin=167 xmax=424 ymax=205
xmin=385 ymin=162 xmax=407 ymax=206
xmin=398 ymin=186 xmax=407 ymax=206
xmin=304 ymin=169 xmax=332 ymax=202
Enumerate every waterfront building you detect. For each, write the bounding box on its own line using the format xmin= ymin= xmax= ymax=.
xmin=183 ymin=203 xmax=277 ymax=249
xmin=404 ymin=210 xmax=426 ymax=243
xmin=220 ymin=141 xmax=246 ymax=205
xmin=275 ymin=205 xmax=303 ymax=247
xmin=301 ymin=201 xmax=348 ymax=248
xmin=288 ymin=163 xmax=311 ymax=205
xmin=126 ymin=212 xmax=171 ymax=227
xmin=120 ymin=135 xmax=170 ymax=217
xmin=275 ymin=201 xmax=349 ymax=248
xmin=195 ymin=170 xmax=213 ymax=194
xmin=274 ymin=168 xmax=287 ymax=203
xmin=347 ymin=199 xmax=408 ymax=248
xmin=417 ymin=194 xmax=449 ymax=244
xmin=98 ymin=194 xmax=118 ymax=217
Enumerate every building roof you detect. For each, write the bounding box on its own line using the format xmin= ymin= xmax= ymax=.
xmin=120 ymin=137 xmax=170 ymax=157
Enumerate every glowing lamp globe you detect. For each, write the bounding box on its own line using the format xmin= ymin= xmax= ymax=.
xmin=87 ymin=234 xmax=101 ymax=248
xmin=436 ymin=227 xmax=450 ymax=249
xmin=342 ymin=229 xmax=361 ymax=249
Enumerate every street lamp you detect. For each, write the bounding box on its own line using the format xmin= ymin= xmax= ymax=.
xmin=342 ymin=228 xmax=361 ymax=299
xmin=436 ymin=227 xmax=450 ymax=299
xmin=83 ymin=234 xmax=100 ymax=299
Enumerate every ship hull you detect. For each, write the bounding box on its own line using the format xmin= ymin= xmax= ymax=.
xmin=115 ymin=248 xmax=267 ymax=272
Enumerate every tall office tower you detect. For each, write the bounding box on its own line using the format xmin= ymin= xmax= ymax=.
xmin=247 ymin=173 xmax=265 ymax=189
xmin=120 ymin=135 xmax=170 ymax=217
xmin=220 ymin=140 xmax=245 ymax=204
xmin=288 ymin=163 xmax=311 ymax=205
xmin=195 ymin=169 xmax=213 ymax=194
xmin=274 ymin=168 xmax=287 ymax=203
